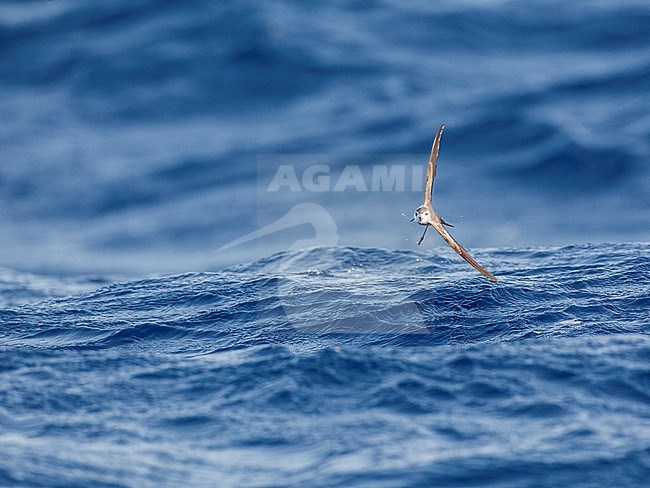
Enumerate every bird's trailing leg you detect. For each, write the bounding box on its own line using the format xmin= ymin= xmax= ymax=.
xmin=440 ymin=216 xmax=454 ymax=227
xmin=417 ymin=225 xmax=429 ymax=245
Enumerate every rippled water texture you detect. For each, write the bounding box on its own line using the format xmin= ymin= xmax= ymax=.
xmin=2 ymin=244 xmax=650 ymax=487
xmin=1 ymin=1 xmax=649 ymax=486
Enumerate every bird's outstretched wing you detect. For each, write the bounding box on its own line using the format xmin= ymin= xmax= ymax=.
xmin=432 ymin=221 xmax=498 ymax=281
xmin=424 ymin=124 xmax=445 ymax=206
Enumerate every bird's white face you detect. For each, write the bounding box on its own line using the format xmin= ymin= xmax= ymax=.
xmin=414 ymin=206 xmax=432 ymax=225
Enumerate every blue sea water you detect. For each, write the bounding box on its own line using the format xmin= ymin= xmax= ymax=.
xmin=2 ymin=245 xmax=650 ymax=487
xmin=1 ymin=0 xmax=650 ymax=486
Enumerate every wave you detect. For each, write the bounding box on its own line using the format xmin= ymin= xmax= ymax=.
xmin=3 ymin=244 xmax=648 ymax=350
xmin=2 ymin=1 xmax=650 ymax=483
xmin=1 ymin=244 xmax=649 ymax=486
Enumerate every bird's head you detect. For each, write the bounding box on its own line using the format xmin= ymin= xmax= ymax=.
xmin=413 ymin=206 xmax=433 ymax=225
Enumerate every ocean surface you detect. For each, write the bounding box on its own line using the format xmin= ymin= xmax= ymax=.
xmin=1 ymin=1 xmax=649 ymax=486
xmin=2 ymin=244 xmax=650 ymax=487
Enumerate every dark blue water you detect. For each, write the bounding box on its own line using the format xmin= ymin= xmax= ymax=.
xmin=2 ymin=244 xmax=650 ymax=487
xmin=1 ymin=1 xmax=649 ymax=486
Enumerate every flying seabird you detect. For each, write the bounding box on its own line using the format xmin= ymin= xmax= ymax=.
xmin=412 ymin=124 xmax=498 ymax=282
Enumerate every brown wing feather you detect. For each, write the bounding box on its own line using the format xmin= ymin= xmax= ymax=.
xmin=424 ymin=124 xmax=445 ymax=206
xmin=432 ymin=222 xmax=498 ymax=282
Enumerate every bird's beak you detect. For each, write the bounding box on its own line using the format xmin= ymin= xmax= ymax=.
xmin=410 ymin=217 xmax=414 ymax=222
